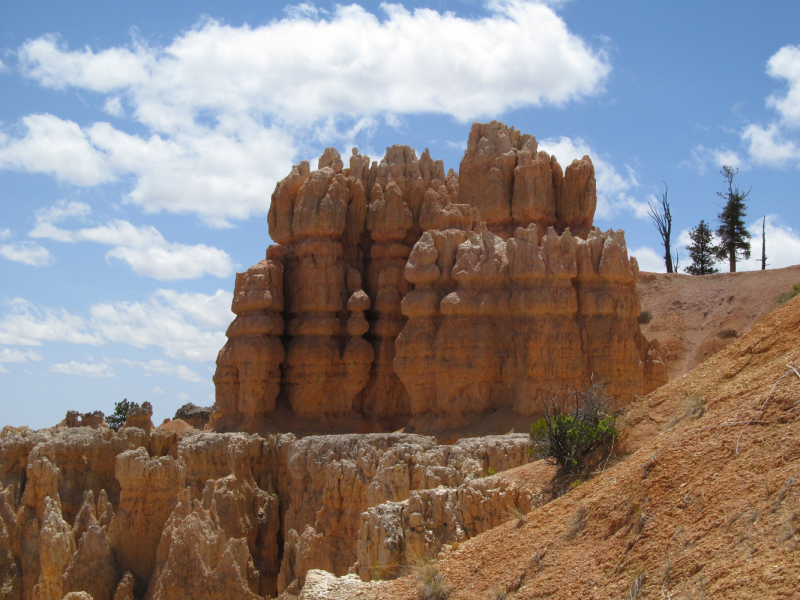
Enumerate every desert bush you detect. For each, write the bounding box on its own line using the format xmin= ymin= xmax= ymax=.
xmin=717 ymin=328 xmax=738 ymax=339
xmin=107 ymin=398 xmax=140 ymax=431
xmin=627 ymin=572 xmax=646 ymax=600
xmin=777 ymin=283 xmax=800 ymax=306
xmin=410 ymin=556 xmax=450 ymax=600
xmin=637 ymin=310 xmax=653 ymax=324
xmin=529 ymin=381 xmax=617 ymax=478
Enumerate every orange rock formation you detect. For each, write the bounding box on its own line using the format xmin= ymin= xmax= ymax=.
xmin=214 ymin=120 xmax=666 ymax=427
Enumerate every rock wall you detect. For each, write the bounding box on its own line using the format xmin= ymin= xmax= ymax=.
xmin=0 ymin=424 xmax=531 ymax=599
xmin=214 ymin=120 xmax=666 ymax=427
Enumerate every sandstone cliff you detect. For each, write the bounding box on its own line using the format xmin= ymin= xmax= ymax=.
xmin=0 ymin=421 xmax=531 ymax=599
xmin=214 ymin=120 xmax=666 ymax=430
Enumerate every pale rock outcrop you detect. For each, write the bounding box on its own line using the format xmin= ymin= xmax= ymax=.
xmin=276 ymin=434 xmax=531 ymax=593
xmin=173 ymin=403 xmax=212 ymax=430
xmin=121 ymin=402 xmax=154 ymax=434
xmin=296 ymin=570 xmax=388 ymax=600
xmin=32 ymin=498 xmax=74 ymax=600
xmin=357 ymin=461 xmax=554 ymax=580
xmin=108 ymin=448 xmax=185 ymax=583
xmin=144 ymin=492 xmax=260 ymax=600
xmin=61 ymin=523 xmax=118 ymax=600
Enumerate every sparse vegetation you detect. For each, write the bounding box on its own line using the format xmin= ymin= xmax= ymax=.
xmin=106 ymin=398 xmax=140 ymax=431
xmin=715 ymin=165 xmax=752 ymax=273
xmin=637 ymin=310 xmax=653 ymax=324
xmin=627 ymin=572 xmax=646 ymax=600
xmin=507 ymin=503 xmax=526 ymax=527
xmin=717 ymin=328 xmax=738 ymax=339
xmin=410 ymin=556 xmax=451 ymax=600
xmin=777 ymin=283 xmax=800 ymax=306
xmin=529 ymin=381 xmax=617 ymax=480
xmin=567 ymin=503 xmax=589 ymax=539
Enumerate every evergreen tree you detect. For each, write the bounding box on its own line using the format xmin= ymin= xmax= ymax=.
xmin=685 ymin=220 xmax=719 ymax=275
xmin=715 ymin=166 xmax=751 ymax=272
xmin=107 ymin=398 xmax=139 ymax=431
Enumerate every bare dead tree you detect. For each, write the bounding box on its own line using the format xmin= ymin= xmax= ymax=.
xmin=761 ymin=216 xmax=768 ymax=270
xmin=648 ymin=182 xmax=675 ymax=273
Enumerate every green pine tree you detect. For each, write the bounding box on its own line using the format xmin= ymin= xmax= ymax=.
xmin=107 ymin=398 xmax=139 ymax=431
xmin=715 ymin=166 xmax=751 ymax=272
xmin=685 ymin=220 xmax=719 ymax=275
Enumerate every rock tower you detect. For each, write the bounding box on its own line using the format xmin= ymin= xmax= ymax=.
xmin=213 ymin=121 xmax=667 ymax=427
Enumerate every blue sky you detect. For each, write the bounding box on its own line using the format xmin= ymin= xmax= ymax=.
xmin=1 ymin=0 xmax=799 ymax=429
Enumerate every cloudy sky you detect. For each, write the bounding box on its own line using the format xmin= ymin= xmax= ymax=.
xmin=1 ymin=0 xmax=799 ymax=429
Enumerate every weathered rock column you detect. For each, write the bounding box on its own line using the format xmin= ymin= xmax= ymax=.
xmin=213 ymin=259 xmax=285 ymax=421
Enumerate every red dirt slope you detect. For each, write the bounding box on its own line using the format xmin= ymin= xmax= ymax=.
xmin=376 ymin=293 xmax=800 ymax=599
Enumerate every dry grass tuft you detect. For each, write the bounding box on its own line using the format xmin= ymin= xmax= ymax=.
xmin=410 ymin=555 xmax=451 ymax=600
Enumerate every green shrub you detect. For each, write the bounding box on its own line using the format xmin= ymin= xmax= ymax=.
xmin=529 ymin=382 xmax=617 ymax=477
xmin=637 ymin=310 xmax=653 ymax=324
xmin=717 ymin=328 xmax=738 ymax=339
xmin=107 ymin=398 xmax=139 ymax=432
xmin=777 ymin=283 xmax=800 ymax=306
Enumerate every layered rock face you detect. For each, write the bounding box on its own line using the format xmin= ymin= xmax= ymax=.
xmin=215 ymin=120 xmax=666 ymax=426
xmin=0 ymin=424 xmax=530 ymax=599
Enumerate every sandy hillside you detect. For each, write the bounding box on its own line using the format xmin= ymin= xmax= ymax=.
xmin=332 ymin=292 xmax=800 ymax=600
xmin=637 ymin=264 xmax=800 ymax=380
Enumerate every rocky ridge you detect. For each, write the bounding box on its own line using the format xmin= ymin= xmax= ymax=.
xmin=0 ymin=415 xmax=532 ymax=599
xmin=214 ymin=120 xmax=666 ymax=430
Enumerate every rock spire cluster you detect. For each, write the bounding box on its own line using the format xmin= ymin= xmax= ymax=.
xmin=213 ymin=120 xmax=666 ymax=427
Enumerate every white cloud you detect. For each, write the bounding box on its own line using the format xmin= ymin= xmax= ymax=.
xmin=0 ymin=289 xmax=231 ymax=361
xmin=50 ymin=361 xmax=115 ymax=377
xmin=0 ymin=348 xmax=44 ymax=363
xmin=0 ymin=114 xmax=115 ymax=186
xmin=177 ymin=393 xmax=189 ymax=400
xmin=153 ymin=387 xmax=164 ymax=394
xmin=766 ymin=45 xmax=800 ymax=128
xmin=630 ymin=246 xmax=667 ymax=273
xmin=0 ymin=59 xmax=9 ymax=74
xmin=0 ymin=365 xmax=7 ymax=373
xmin=731 ymin=44 xmax=800 ymax=169
xmin=538 ymin=136 xmax=649 ymax=220
xmin=18 ymin=3 xmax=609 ymax=124
xmin=89 ymin=289 xmax=232 ymax=361
xmin=0 ymin=229 xmax=9 ymax=240
xmin=689 ymin=145 xmax=746 ymax=175
xmin=30 ymin=200 xmax=234 ymax=280
xmin=123 ymin=358 xmax=205 ymax=383
xmin=741 ymin=124 xmax=800 ymax=167
xmin=736 ymin=215 xmax=800 ymax=271
xmin=5 ymin=2 xmax=609 ymax=226
xmin=103 ymin=96 xmax=124 ymax=117
xmin=0 ymin=298 xmax=103 ymax=346
xmin=0 ymin=241 xmax=53 ymax=266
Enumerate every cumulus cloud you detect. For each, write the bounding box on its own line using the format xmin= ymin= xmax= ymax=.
xmin=50 ymin=361 xmax=115 ymax=377
xmin=0 ymin=240 xmax=53 ymax=266
xmin=629 ymin=246 xmax=667 ymax=273
xmin=0 ymin=114 xmax=116 ymax=185
xmin=741 ymin=123 xmax=799 ymax=167
xmin=4 ymin=1 xmax=609 ymax=225
xmin=89 ymin=289 xmax=232 ymax=361
xmin=0 ymin=229 xmax=9 ymax=240
xmin=122 ymin=358 xmax=205 ymax=383
xmin=0 ymin=298 xmax=103 ymax=346
xmin=538 ymin=136 xmax=649 ymax=220
xmin=689 ymin=145 xmax=746 ymax=175
xmin=738 ymin=45 xmax=800 ymax=168
xmin=0 ymin=348 xmax=44 ymax=363
xmin=0 ymin=289 xmax=231 ymax=361
xmin=30 ymin=200 xmax=234 ymax=280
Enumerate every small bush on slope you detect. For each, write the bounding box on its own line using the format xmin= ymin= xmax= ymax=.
xmin=529 ymin=381 xmax=617 ymax=481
